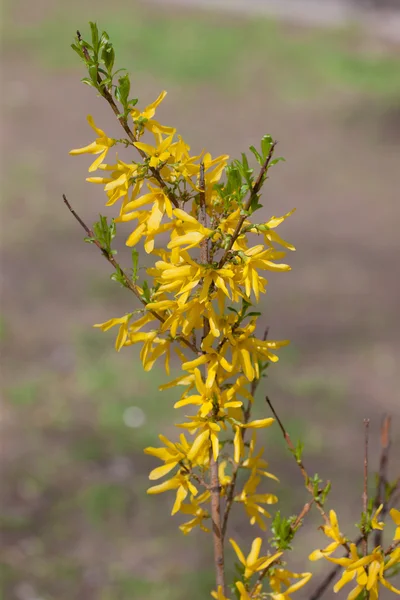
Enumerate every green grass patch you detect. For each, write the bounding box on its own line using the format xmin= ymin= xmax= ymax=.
xmin=3 ymin=2 xmax=400 ymax=97
xmin=7 ymin=380 xmax=40 ymax=407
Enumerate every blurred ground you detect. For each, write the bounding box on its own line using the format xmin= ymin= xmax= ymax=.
xmin=1 ymin=1 xmax=400 ymax=599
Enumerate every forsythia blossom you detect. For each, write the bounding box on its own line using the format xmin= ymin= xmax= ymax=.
xmin=71 ymin=30 xmax=399 ymax=600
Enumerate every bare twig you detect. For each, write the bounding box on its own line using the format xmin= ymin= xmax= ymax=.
xmin=76 ymin=31 xmax=179 ymax=210
xmin=385 ymin=539 xmax=400 ymax=556
xmin=63 ymin=194 xmax=198 ymax=354
xmin=292 ymin=498 xmax=315 ymax=530
xmin=218 ymin=142 xmax=277 ymax=269
xmin=265 ymin=396 xmax=332 ymax=528
xmin=363 ymin=419 xmax=370 ymax=556
xmin=374 ymin=415 xmax=391 ymax=548
xmin=309 ymin=421 xmax=398 ymax=600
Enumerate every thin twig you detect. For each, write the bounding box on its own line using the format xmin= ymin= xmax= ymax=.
xmin=76 ymin=31 xmax=179 ymax=210
xmin=218 ymin=142 xmax=277 ymax=269
xmin=374 ymin=415 xmax=391 ymax=548
xmin=363 ymin=419 xmax=370 ymax=557
xmin=309 ymin=422 xmax=398 ymax=600
xmin=265 ymin=396 xmax=332 ymax=527
xmin=292 ymin=498 xmax=315 ymax=530
xmin=63 ymin=194 xmax=198 ymax=354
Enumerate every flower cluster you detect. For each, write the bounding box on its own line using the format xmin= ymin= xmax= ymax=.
xmin=70 ymin=24 xmax=400 ymax=600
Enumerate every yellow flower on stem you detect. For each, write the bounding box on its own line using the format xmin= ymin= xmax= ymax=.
xmin=179 ymin=490 xmax=211 ymax=534
xmin=332 ymin=546 xmax=400 ymax=600
xmin=211 ymin=586 xmax=230 ymax=600
xmin=230 ymin=537 xmax=282 ymax=579
xmin=371 ymin=503 xmax=384 ymax=531
xmin=69 ymin=115 xmax=115 ymax=172
xmin=130 ymin=90 xmax=175 ymax=136
xmin=134 ymin=133 xmax=174 ymax=168
xmin=309 ymin=510 xmax=348 ymax=560
xmin=390 ymin=508 xmax=400 ymax=540
xmin=177 ymin=418 xmax=221 ymax=461
xmin=235 ymin=472 xmax=278 ymax=530
xmin=147 ymin=471 xmax=198 ymax=515
xmin=93 ymin=313 xmax=133 ymax=351
xmin=167 ymin=208 xmax=214 ymax=251
xmin=242 ymin=432 xmax=279 ymax=482
xmin=269 ymin=568 xmax=312 ymax=600
xmin=239 ymin=245 xmax=291 ymax=302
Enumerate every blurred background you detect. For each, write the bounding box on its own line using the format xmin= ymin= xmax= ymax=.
xmin=1 ymin=0 xmax=400 ymax=598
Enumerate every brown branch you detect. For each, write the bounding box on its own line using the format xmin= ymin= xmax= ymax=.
xmin=63 ymin=194 xmax=198 ymax=354
xmin=292 ymin=498 xmax=315 ymax=530
xmin=385 ymin=539 xmax=400 ymax=556
xmin=210 ymin=455 xmax=225 ymax=592
xmin=374 ymin=415 xmax=391 ymax=548
xmin=76 ymin=31 xmax=179 ymax=210
xmin=362 ymin=418 xmax=370 ymax=556
xmin=217 ymin=141 xmax=276 ymax=269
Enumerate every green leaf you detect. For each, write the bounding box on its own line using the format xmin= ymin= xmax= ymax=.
xmin=142 ymin=280 xmax=150 ymax=303
xmin=261 ymin=135 xmax=274 ymax=158
xmin=81 ymin=77 xmax=97 ymax=88
xmin=249 ymin=145 xmax=263 ymax=165
xmin=270 ymin=157 xmax=286 ymax=167
xmin=89 ymin=21 xmax=99 ymax=54
xmin=101 ymin=42 xmax=115 ymax=74
xmin=88 ymin=64 xmax=98 ymax=86
xmin=116 ymin=74 xmax=131 ymax=108
xmin=131 ymin=249 xmax=139 ymax=283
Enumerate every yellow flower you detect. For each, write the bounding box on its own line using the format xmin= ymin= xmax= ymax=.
xmin=250 ymin=209 xmax=296 ymax=252
xmin=242 ymin=432 xmax=279 ymax=481
xmin=390 ymin=508 xmax=400 ymax=540
xmin=179 ymin=490 xmax=210 ymax=534
xmin=230 ymin=537 xmax=282 ymax=579
xmin=130 ymin=90 xmax=175 ymax=136
xmin=309 ymin=510 xmax=347 ymax=560
xmin=269 ymin=568 xmax=312 ymax=600
xmin=69 ymin=115 xmax=115 ymax=172
xmin=147 ymin=471 xmax=198 ymax=515
xmin=235 ymin=472 xmax=278 ymax=530
xmin=211 ymin=586 xmax=230 ymax=600
xmin=145 ymin=433 xmax=188 ymax=480
xmin=235 ymin=581 xmax=255 ymax=599
xmin=239 ymin=245 xmax=291 ymax=302
xmin=336 ymin=546 xmax=400 ymax=599
xmin=371 ymin=504 xmax=384 ymax=531
xmin=93 ymin=313 xmax=133 ymax=351
xmin=87 ymin=158 xmax=141 ymax=207
xmin=134 ymin=133 xmax=174 ymax=168
xmin=167 ymin=209 xmax=213 ymax=251
xmin=117 ymin=184 xmax=175 ymax=252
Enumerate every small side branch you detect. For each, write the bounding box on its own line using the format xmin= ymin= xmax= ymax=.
xmin=374 ymin=415 xmax=391 ymax=548
xmin=362 ymin=418 xmax=370 ymax=556
xmin=63 ymin=194 xmax=198 ymax=354
xmin=218 ymin=142 xmax=276 ymax=269
xmin=76 ymin=31 xmax=179 ymax=209
xmin=265 ymin=396 xmax=332 ymax=529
